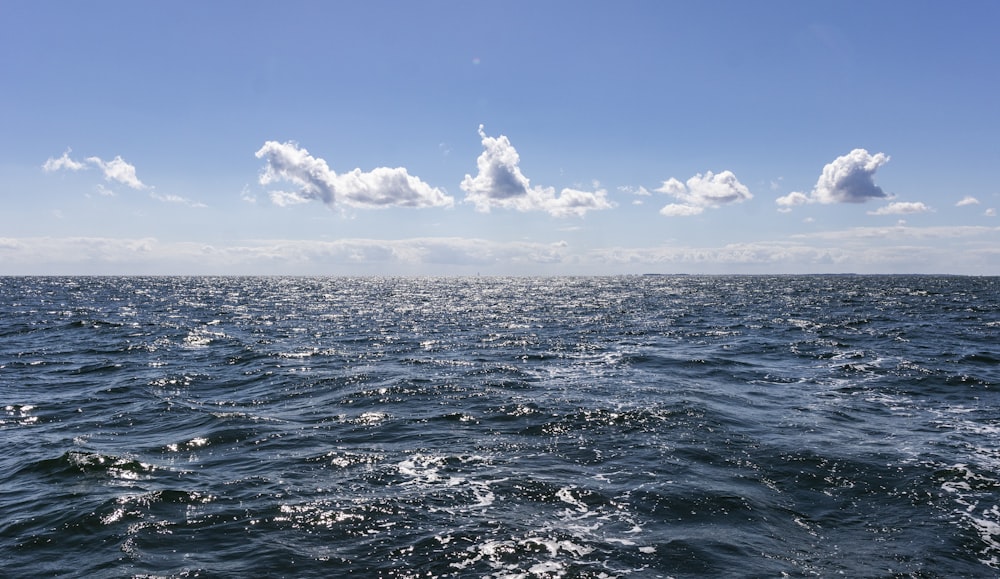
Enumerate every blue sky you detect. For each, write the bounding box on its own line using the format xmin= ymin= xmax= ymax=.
xmin=2 ymin=0 xmax=998 ymax=275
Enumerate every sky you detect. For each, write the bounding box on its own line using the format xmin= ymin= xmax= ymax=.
xmin=2 ymin=0 xmax=999 ymax=275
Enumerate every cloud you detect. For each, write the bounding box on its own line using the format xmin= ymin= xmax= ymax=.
xmin=42 ymin=149 xmax=86 ymax=172
xmin=0 ymin=235 xmax=574 ymax=274
xmin=867 ymin=201 xmax=930 ymax=215
xmin=778 ymin=148 xmax=890 ymax=208
xmin=255 ymin=141 xmax=453 ymax=210
xmin=240 ymin=185 xmax=257 ymax=205
xmin=43 ymin=150 xmax=147 ymax=189
xmin=618 ymin=185 xmax=651 ymax=197
xmin=86 ymin=155 xmax=147 ymax=190
xmin=957 ymin=196 xmax=980 ymax=207
xmin=775 ymin=191 xmax=809 ymax=210
xmin=792 ymin=224 xmax=999 ymax=241
xmin=586 ymin=225 xmax=1000 ymax=274
xmin=0 ymin=236 xmax=160 ymax=272
xmin=654 ymin=170 xmax=752 ymax=217
xmin=3 ymin=228 xmax=999 ymax=275
xmin=268 ymin=190 xmax=312 ymax=207
xmin=150 ymin=192 xmax=207 ymax=208
xmin=660 ymin=203 xmax=704 ymax=217
xmin=589 ymin=241 xmax=854 ymax=268
xmin=460 ymin=126 xmax=613 ymax=217
xmin=987 ymin=208 xmax=997 ymax=217
xmin=44 ymin=149 xmax=212 ymax=208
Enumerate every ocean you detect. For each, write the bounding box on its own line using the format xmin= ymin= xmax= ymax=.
xmin=1 ymin=275 xmax=999 ymax=578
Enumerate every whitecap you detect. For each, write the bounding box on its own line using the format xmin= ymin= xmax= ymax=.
xmin=556 ymin=487 xmax=589 ymax=512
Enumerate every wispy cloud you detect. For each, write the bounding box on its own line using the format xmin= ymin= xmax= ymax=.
xmin=792 ymin=224 xmax=999 ymax=241
xmin=0 ymin=235 xmax=571 ymax=274
xmin=620 ymin=185 xmax=649 ymax=206
xmin=44 ymin=149 xmax=214 ymax=210
xmin=43 ymin=149 xmax=147 ymax=190
xmin=42 ymin=149 xmax=86 ymax=172
xmin=619 ymin=185 xmax=651 ymax=197
xmin=255 ymin=141 xmax=453 ymax=210
xmin=460 ymin=126 xmax=613 ymax=218
xmin=777 ymin=148 xmax=890 ymax=209
xmin=660 ymin=203 xmax=705 ymax=217
xmin=150 ymin=192 xmax=207 ymax=208
xmin=0 ymin=236 xmax=158 ymax=272
xmin=655 ymin=170 xmax=752 ymax=217
xmin=589 ymin=241 xmax=855 ymax=268
xmin=588 ymin=226 xmax=1000 ymax=273
xmin=867 ymin=201 xmax=930 ymax=215
xmin=3 ymin=228 xmax=998 ymax=275
xmin=239 ymin=185 xmax=257 ymax=205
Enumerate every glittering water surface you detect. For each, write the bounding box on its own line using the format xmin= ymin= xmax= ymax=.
xmin=2 ymin=275 xmax=999 ymax=577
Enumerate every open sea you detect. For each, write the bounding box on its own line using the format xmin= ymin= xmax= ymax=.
xmin=2 ymin=275 xmax=999 ymax=578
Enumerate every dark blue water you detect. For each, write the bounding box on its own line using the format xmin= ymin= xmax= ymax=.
xmin=2 ymin=276 xmax=999 ymax=577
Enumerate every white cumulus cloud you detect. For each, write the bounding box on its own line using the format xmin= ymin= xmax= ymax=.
xmin=654 ymin=170 xmax=752 ymax=217
xmin=255 ymin=141 xmax=453 ymax=210
xmin=956 ymin=196 xmax=980 ymax=207
xmin=867 ymin=201 xmax=930 ymax=215
xmin=460 ymin=126 xmax=613 ymax=218
xmin=43 ymin=150 xmax=147 ymax=190
xmin=777 ymin=148 xmax=890 ymax=208
xmin=775 ymin=191 xmax=809 ymax=211
xmin=87 ymin=155 xmax=147 ymax=190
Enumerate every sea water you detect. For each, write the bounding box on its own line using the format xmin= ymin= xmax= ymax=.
xmin=2 ymin=275 xmax=999 ymax=577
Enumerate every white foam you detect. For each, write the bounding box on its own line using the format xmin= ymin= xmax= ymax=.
xmin=182 ymin=329 xmax=224 ymax=347
xmin=939 ymin=463 xmax=1000 ymax=568
xmin=469 ymin=483 xmax=495 ymax=508
xmin=528 ymin=561 xmax=565 ymax=574
xmin=451 ymin=536 xmax=594 ymax=574
xmin=556 ymin=487 xmax=589 ymax=512
xmin=354 ymin=411 xmax=390 ymax=425
xmin=397 ymin=453 xmax=449 ymax=484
